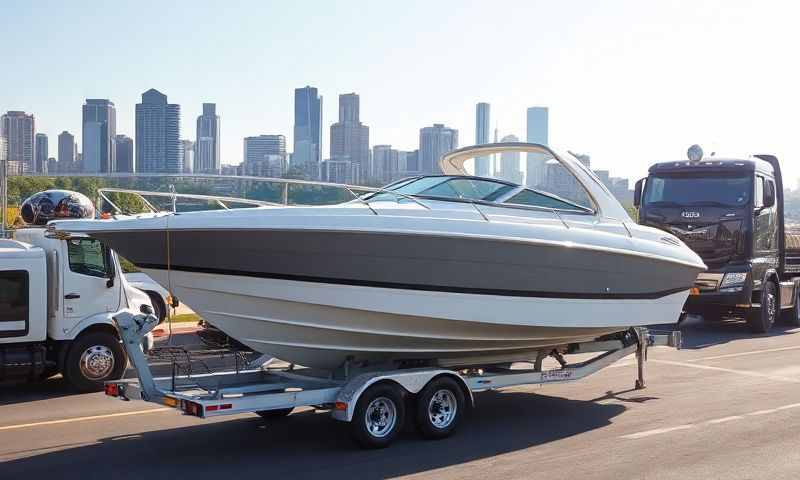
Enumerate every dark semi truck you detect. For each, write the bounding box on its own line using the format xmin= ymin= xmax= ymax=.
xmin=634 ymin=149 xmax=800 ymax=333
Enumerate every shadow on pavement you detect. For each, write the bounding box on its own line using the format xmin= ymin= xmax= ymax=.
xmin=1 ymin=389 xmax=626 ymax=479
xmin=650 ymin=314 xmax=800 ymax=350
xmin=0 ymin=376 xmax=76 ymax=406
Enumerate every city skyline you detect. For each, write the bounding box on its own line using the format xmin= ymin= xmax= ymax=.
xmin=6 ymin=1 xmax=798 ymax=185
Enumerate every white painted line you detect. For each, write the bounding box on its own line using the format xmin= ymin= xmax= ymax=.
xmin=0 ymin=408 xmax=171 ymax=432
xmin=747 ymin=409 xmax=778 ymax=416
xmin=686 ymin=345 xmax=800 ymax=363
xmin=623 ymin=402 xmax=800 ymax=439
xmin=621 ymin=424 xmax=693 ymax=439
xmin=706 ymin=415 xmax=743 ymax=424
xmin=651 ymin=359 xmax=800 ymax=383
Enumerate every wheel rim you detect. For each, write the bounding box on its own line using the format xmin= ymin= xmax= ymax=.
xmin=767 ymin=289 xmax=777 ymax=325
xmin=364 ymin=396 xmax=397 ymax=438
xmin=428 ymin=389 xmax=457 ymax=429
xmin=79 ymin=345 xmax=115 ymax=380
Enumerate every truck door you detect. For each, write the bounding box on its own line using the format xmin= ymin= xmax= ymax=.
xmin=61 ymin=238 xmax=121 ymax=323
xmin=753 ymin=175 xmax=779 ymax=271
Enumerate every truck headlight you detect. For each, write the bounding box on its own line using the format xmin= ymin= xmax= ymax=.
xmin=719 ymin=272 xmax=748 ymax=291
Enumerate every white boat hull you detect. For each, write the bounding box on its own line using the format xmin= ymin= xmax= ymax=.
xmin=148 ymin=269 xmax=690 ymax=369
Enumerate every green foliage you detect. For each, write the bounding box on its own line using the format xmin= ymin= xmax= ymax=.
xmin=118 ymin=256 xmax=140 ymax=273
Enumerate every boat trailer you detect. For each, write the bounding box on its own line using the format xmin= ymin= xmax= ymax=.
xmin=107 ymin=310 xmax=681 ymax=448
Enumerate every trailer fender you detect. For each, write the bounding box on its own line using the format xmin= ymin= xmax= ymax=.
xmin=333 ymin=369 xmax=473 ymax=422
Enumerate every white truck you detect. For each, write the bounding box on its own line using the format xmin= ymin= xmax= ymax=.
xmin=0 ymin=227 xmax=154 ymax=392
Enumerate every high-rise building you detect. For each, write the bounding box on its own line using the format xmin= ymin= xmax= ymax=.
xmin=0 ymin=136 xmax=6 ymax=163
xmin=47 ymin=157 xmax=57 ymax=173
xmin=330 ymin=93 xmax=370 ymax=179
xmin=321 ymin=158 xmax=357 ymax=184
xmin=115 ymin=134 xmax=134 ymax=173
xmin=526 ymin=107 xmax=549 ymax=188
xmin=419 ymin=124 xmax=458 ymax=174
xmin=496 ymin=134 xmax=523 ymax=184
xmin=293 ymin=86 xmax=322 ymax=177
xmin=1 ymin=111 xmax=35 ymax=173
xmin=135 ymin=89 xmax=181 ymax=173
xmin=57 ymin=131 xmax=76 ymax=172
xmin=82 ymin=99 xmax=117 ymax=173
xmin=474 ymin=102 xmax=491 ymax=177
xmin=243 ymin=135 xmax=287 ymax=178
xmin=35 ymin=133 xmax=48 ymax=174
xmin=181 ymin=139 xmax=195 ymax=173
xmin=401 ymin=150 xmax=420 ymax=174
xmin=372 ymin=145 xmax=400 ymax=183
xmin=195 ymin=103 xmax=220 ymax=173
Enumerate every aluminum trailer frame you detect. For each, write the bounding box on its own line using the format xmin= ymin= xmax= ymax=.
xmin=107 ymin=311 xmax=680 ymax=444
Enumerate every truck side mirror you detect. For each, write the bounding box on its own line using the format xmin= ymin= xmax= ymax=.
xmin=633 ymin=178 xmax=645 ymax=207
xmin=764 ymin=181 xmax=776 ymax=208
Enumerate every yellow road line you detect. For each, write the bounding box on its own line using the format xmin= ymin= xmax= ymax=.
xmin=0 ymin=408 xmax=172 ymax=432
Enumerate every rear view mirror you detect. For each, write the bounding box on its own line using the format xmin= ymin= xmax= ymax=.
xmin=633 ymin=179 xmax=645 ymax=207
xmin=764 ymin=181 xmax=775 ymax=208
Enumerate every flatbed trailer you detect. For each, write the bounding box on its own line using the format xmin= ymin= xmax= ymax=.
xmin=107 ymin=311 xmax=681 ymax=449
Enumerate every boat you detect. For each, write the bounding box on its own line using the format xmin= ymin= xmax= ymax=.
xmin=50 ymin=143 xmax=706 ymax=369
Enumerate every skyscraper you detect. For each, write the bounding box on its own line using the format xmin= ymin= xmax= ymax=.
xmin=526 ymin=107 xmax=549 ymax=188
xmin=497 ymin=134 xmax=523 ymax=184
xmin=195 ymin=103 xmax=220 ymax=173
xmin=330 ymin=93 xmax=369 ymax=181
xmin=474 ymin=102 xmax=491 ymax=177
xmin=35 ymin=133 xmax=48 ymax=174
xmin=1 ymin=111 xmax=35 ymax=174
xmin=115 ymin=134 xmax=134 ymax=173
xmin=243 ymin=135 xmax=287 ymax=178
xmin=57 ymin=131 xmax=76 ymax=172
xmin=293 ymin=86 xmax=322 ymax=177
xmin=135 ymin=89 xmax=181 ymax=173
xmin=371 ymin=145 xmax=400 ymax=183
xmin=82 ymin=99 xmax=117 ymax=173
xmin=181 ymin=139 xmax=195 ymax=173
xmin=419 ymin=124 xmax=458 ymax=174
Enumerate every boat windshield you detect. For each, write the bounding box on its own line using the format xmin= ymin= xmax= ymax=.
xmin=368 ymin=176 xmax=516 ymax=203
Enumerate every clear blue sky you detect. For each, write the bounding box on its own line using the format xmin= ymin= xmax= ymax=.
xmin=3 ymin=0 xmax=799 ymax=184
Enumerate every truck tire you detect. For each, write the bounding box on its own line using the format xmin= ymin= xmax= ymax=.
xmin=146 ymin=292 xmax=167 ymax=324
xmin=783 ymin=286 xmax=800 ymax=327
xmin=350 ymin=383 xmax=406 ymax=449
xmin=63 ymin=331 xmax=127 ymax=393
xmin=415 ymin=377 xmax=465 ymax=440
xmin=747 ymin=281 xmax=778 ymax=334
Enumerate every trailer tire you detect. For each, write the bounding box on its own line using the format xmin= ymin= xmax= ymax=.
xmin=256 ymin=408 xmax=294 ymax=419
xmin=784 ymin=286 xmax=800 ymax=327
xmin=748 ymin=281 xmax=777 ymax=333
xmin=63 ymin=331 xmax=127 ymax=393
xmin=350 ymin=383 xmax=405 ymax=449
xmin=415 ymin=377 xmax=465 ymax=440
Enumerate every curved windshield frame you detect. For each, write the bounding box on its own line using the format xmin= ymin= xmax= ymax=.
xmin=367 ymin=176 xmax=516 ymax=203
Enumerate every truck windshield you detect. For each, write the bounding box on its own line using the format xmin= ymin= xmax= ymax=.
xmin=644 ymin=175 xmax=751 ymax=208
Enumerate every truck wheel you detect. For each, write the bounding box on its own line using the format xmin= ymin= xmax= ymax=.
xmin=146 ymin=292 xmax=167 ymax=324
xmin=748 ymin=281 xmax=777 ymax=334
xmin=350 ymin=383 xmax=405 ymax=449
xmin=63 ymin=331 xmax=127 ymax=393
xmin=784 ymin=286 xmax=800 ymax=327
xmin=415 ymin=377 xmax=465 ymax=440
xmin=256 ymin=408 xmax=294 ymax=419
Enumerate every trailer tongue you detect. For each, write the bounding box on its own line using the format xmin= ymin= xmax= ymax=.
xmin=107 ymin=310 xmax=680 ymax=449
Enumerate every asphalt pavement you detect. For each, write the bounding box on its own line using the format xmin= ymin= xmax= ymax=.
xmin=3 ymin=316 xmax=800 ymax=479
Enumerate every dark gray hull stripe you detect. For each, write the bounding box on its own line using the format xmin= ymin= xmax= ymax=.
xmin=138 ymin=263 xmax=692 ymax=300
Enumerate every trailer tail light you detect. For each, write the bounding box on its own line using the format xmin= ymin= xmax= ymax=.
xmin=335 ymin=401 xmax=347 ymax=411
xmin=182 ymin=401 xmax=202 ymax=417
xmin=105 ymin=383 xmax=119 ymax=397
xmin=205 ymin=404 xmax=232 ymax=412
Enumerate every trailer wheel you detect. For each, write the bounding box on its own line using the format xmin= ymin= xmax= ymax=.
xmin=350 ymin=383 xmax=405 ymax=449
xmin=415 ymin=377 xmax=465 ymax=440
xmin=63 ymin=331 xmax=127 ymax=393
xmin=784 ymin=286 xmax=800 ymax=327
xmin=256 ymin=407 xmax=294 ymax=419
xmin=748 ymin=281 xmax=777 ymax=333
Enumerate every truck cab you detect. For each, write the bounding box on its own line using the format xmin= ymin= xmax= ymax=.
xmin=634 ymin=153 xmax=798 ymax=332
xmin=0 ymin=227 xmax=153 ymax=391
